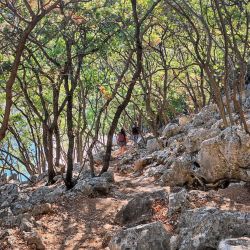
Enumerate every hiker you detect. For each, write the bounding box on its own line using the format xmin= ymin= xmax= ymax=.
xmin=117 ymin=128 xmax=127 ymax=155
xmin=131 ymin=123 xmax=140 ymax=145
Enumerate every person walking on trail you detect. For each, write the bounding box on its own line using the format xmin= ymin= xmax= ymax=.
xmin=131 ymin=123 xmax=140 ymax=145
xmin=117 ymin=128 xmax=127 ymax=155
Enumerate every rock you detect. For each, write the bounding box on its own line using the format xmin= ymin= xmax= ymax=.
xmin=0 ymin=229 xmax=10 ymax=240
xmin=0 ymin=184 xmax=19 ymax=208
xmin=191 ymin=104 xmax=218 ymax=128
xmin=146 ymin=138 xmax=162 ymax=153
xmin=168 ymin=189 xmax=188 ymax=216
xmin=218 ymin=237 xmax=250 ymax=250
xmin=179 ymin=115 xmax=192 ymax=126
xmin=74 ymin=177 xmax=110 ymax=196
xmin=244 ymin=96 xmax=250 ymax=109
xmin=23 ymin=231 xmax=45 ymax=250
xmin=146 ymin=164 xmax=166 ymax=179
xmin=162 ymin=123 xmax=181 ymax=139
xmin=114 ymin=189 xmax=168 ymax=226
xmin=160 ymin=155 xmax=194 ymax=187
xmin=197 ymin=127 xmax=250 ymax=183
xmin=184 ymin=127 xmax=220 ymax=153
xmin=177 ymin=207 xmax=250 ymax=250
xmin=20 ymin=217 xmax=34 ymax=232
xmin=100 ymin=171 xmax=115 ymax=183
xmin=31 ymin=203 xmax=52 ymax=216
xmin=28 ymin=186 xmax=51 ymax=205
xmin=134 ymin=156 xmax=154 ymax=172
xmin=109 ymin=221 xmax=171 ymax=250
xmin=170 ymin=235 xmax=179 ymax=250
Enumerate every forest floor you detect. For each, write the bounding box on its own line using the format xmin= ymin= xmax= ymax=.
xmin=3 ymin=147 xmax=250 ymax=250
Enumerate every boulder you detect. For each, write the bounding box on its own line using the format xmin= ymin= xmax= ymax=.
xmin=109 ymin=221 xmax=171 ymax=250
xmin=31 ymin=203 xmax=52 ymax=216
xmin=179 ymin=115 xmax=192 ymax=126
xmin=74 ymin=177 xmax=110 ymax=196
xmin=146 ymin=138 xmax=162 ymax=153
xmin=100 ymin=171 xmax=114 ymax=183
xmin=114 ymin=189 xmax=168 ymax=226
xmin=134 ymin=156 xmax=154 ymax=172
xmin=160 ymin=155 xmax=194 ymax=187
xmin=184 ymin=127 xmax=220 ymax=153
xmin=197 ymin=127 xmax=250 ymax=183
xmin=218 ymin=237 xmax=250 ymax=250
xmin=168 ymin=189 xmax=188 ymax=216
xmin=23 ymin=231 xmax=45 ymax=250
xmin=162 ymin=123 xmax=181 ymax=139
xmin=191 ymin=104 xmax=218 ymax=128
xmin=0 ymin=184 xmax=19 ymax=208
xmin=177 ymin=207 xmax=250 ymax=250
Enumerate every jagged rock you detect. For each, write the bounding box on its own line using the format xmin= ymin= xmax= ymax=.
xmin=218 ymin=237 xmax=250 ymax=250
xmin=114 ymin=189 xmax=168 ymax=226
xmin=0 ymin=184 xmax=19 ymax=208
xmin=177 ymin=207 xmax=250 ymax=250
xmin=31 ymin=203 xmax=52 ymax=216
xmin=168 ymin=189 xmax=188 ymax=216
xmin=179 ymin=115 xmax=192 ymax=126
xmin=191 ymin=104 xmax=219 ymax=128
xmin=74 ymin=177 xmax=110 ymax=196
xmin=146 ymin=138 xmax=162 ymax=153
xmin=23 ymin=231 xmax=45 ymax=250
xmin=184 ymin=127 xmax=220 ymax=153
xmin=100 ymin=171 xmax=114 ymax=183
xmin=109 ymin=221 xmax=171 ymax=250
xmin=160 ymin=155 xmax=194 ymax=187
xmin=162 ymin=123 xmax=181 ymax=139
xmin=20 ymin=217 xmax=34 ymax=232
xmin=197 ymin=126 xmax=250 ymax=183
xmin=134 ymin=156 xmax=154 ymax=172
xmin=146 ymin=164 xmax=166 ymax=179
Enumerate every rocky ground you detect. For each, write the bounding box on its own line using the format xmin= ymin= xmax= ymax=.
xmin=1 ymin=97 xmax=250 ymax=249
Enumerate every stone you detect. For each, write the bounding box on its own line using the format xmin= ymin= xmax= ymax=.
xmin=218 ymin=237 xmax=250 ymax=250
xmin=134 ymin=156 xmax=154 ymax=172
xmin=109 ymin=222 xmax=171 ymax=250
xmin=23 ymin=231 xmax=45 ymax=250
xmin=177 ymin=207 xmax=250 ymax=250
xmin=20 ymin=217 xmax=33 ymax=232
xmin=146 ymin=138 xmax=162 ymax=153
xmin=168 ymin=189 xmax=188 ymax=216
xmin=100 ymin=171 xmax=114 ymax=183
xmin=197 ymin=126 xmax=250 ymax=183
xmin=31 ymin=203 xmax=52 ymax=216
xmin=191 ymin=104 xmax=218 ymax=128
xmin=162 ymin=123 xmax=181 ymax=139
xmin=160 ymin=155 xmax=194 ymax=187
xmin=74 ymin=177 xmax=111 ymax=196
xmin=114 ymin=189 xmax=168 ymax=226
xmin=0 ymin=184 xmax=19 ymax=208
xmin=184 ymin=127 xmax=220 ymax=153
xmin=179 ymin=115 xmax=192 ymax=126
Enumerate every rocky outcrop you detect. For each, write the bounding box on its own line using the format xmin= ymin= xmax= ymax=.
xmin=114 ymin=190 xmax=168 ymax=227
xmin=176 ymin=207 xmax=250 ymax=250
xmin=162 ymin=123 xmax=181 ymax=139
xmin=218 ymin=237 xmax=250 ymax=250
xmin=197 ymin=127 xmax=250 ymax=183
xmin=109 ymin=222 xmax=171 ymax=250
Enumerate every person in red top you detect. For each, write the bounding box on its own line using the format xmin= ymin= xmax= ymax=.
xmin=117 ymin=128 xmax=127 ymax=155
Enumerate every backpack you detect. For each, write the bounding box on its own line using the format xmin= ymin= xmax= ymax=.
xmin=132 ymin=126 xmax=139 ymax=135
xmin=117 ymin=132 xmax=125 ymax=142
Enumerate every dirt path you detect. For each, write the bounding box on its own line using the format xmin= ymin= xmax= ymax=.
xmin=2 ymin=151 xmax=250 ymax=250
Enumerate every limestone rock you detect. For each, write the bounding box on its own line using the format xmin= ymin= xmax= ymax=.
xmin=109 ymin=221 xmax=171 ymax=250
xmin=74 ymin=177 xmax=110 ymax=196
xmin=160 ymin=155 xmax=194 ymax=187
xmin=184 ymin=127 xmax=220 ymax=153
xmin=218 ymin=237 xmax=250 ymax=250
xmin=146 ymin=138 xmax=162 ymax=153
xmin=0 ymin=184 xmax=19 ymax=209
xmin=197 ymin=127 xmax=250 ymax=183
xmin=168 ymin=189 xmax=188 ymax=216
xmin=134 ymin=156 xmax=154 ymax=172
xmin=31 ymin=203 xmax=52 ymax=216
xmin=114 ymin=189 xmax=168 ymax=226
xmin=23 ymin=231 xmax=45 ymax=250
xmin=162 ymin=123 xmax=181 ymax=139
xmin=177 ymin=207 xmax=250 ymax=250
